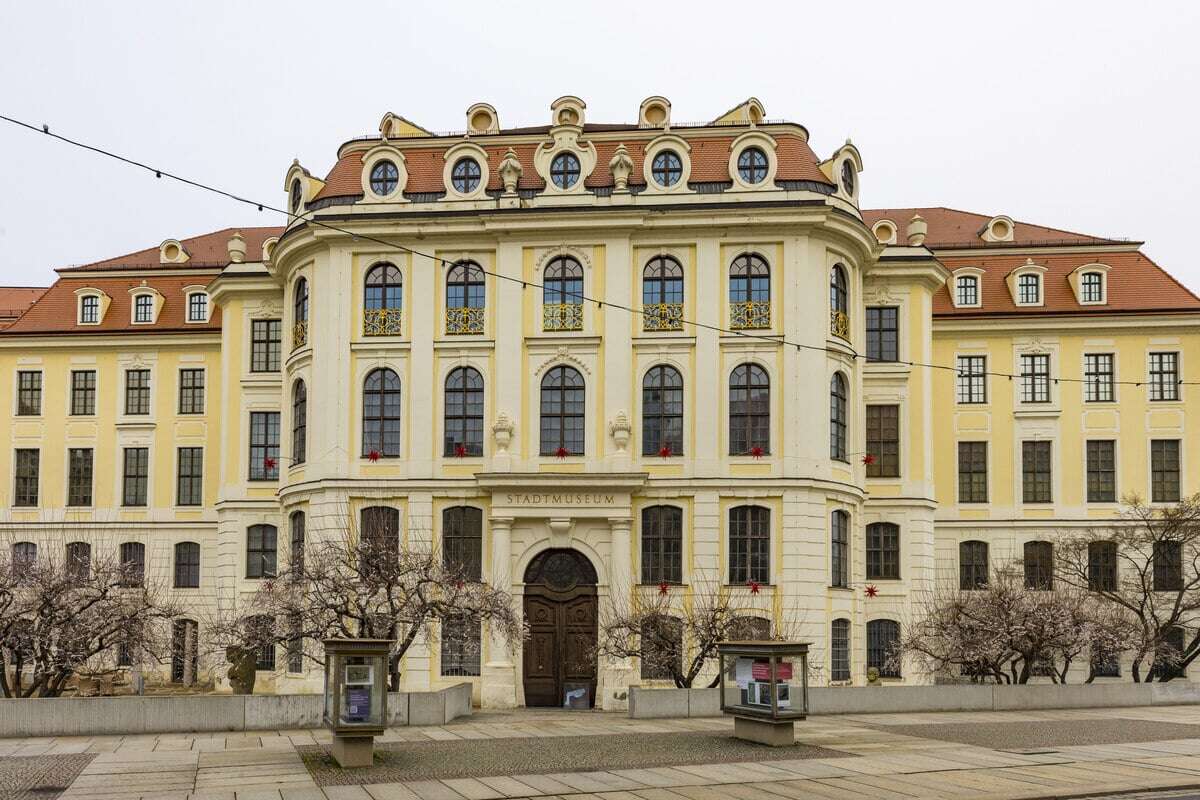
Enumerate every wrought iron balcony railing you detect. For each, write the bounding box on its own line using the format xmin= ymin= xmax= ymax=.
xmin=543 ymin=302 xmax=583 ymax=332
xmin=643 ymin=302 xmax=684 ymax=332
xmin=830 ymin=310 xmax=849 ymax=340
xmin=729 ymin=300 xmax=771 ymax=330
xmin=292 ymin=320 xmax=308 ymax=350
xmin=446 ymin=306 xmax=485 ymax=335
xmin=363 ymin=308 xmax=403 ymax=337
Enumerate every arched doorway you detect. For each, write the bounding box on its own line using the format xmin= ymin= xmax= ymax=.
xmin=522 ymin=548 xmax=598 ymax=707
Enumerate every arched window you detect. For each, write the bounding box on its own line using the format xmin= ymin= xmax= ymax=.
xmin=292 ymin=379 xmax=307 ymax=465
xmin=446 ymin=260 xmax=485 ymax=334
xmin=866 ymin=522 xmax=900 ymax=580
xmin=729 ymin=505 xmax=770 ymax=584
xmin=831 ymin=618 xmax=851 ymax=681
xmin=12 ymin=541 xmax=36 ymax=577
xmin=959 ymin=540 xmax=989 ymax=590
xmin=831 ymin=510 xmax=849 ymax=588
xmin=728 ymin=253 xmax=770 ymax=329
xmin=1024 ymin=540 xmax=1054 ymax=590
xmin=543 ymin=256 xmax=584 ymax=331
xmin=867 ymin=619 xmax=900 ymax=678
xmin=442 ymin=506 xmax=482 ymax=580
xmin=293 ymin=277 xmax=309 ymax=348
xmin=246 ymin=525 xmax=277 ymax=579
xmin=362 ymin=368 xmax=401 ymax=457
xmin=540 ymin=366 xmax=584 ymax=456
xmin=174 ymin=542 xmax=200 ymax=588
xmin=641 ymin=505 xmax=683 ymax=584
xmin=729 ymin=616 xmax=771 ymax=640
xmin=729 ymin=363 xmax=769 ymax=455
xmin=444 ymin=367 xmax=484 ymax=457
xmin=66 ymin=541 xmax=90 ymax=582
xmin=171 ymin=619 xmax=199 ymax=684
xmin=642 ymin=365 xmax=683 ymax=456
xmin=829 ymin=372 xmax=847 ymax=461
xmin=289 ymin=511 xmax=305 ymax=573
xmin=119 ymin=542 xmax=145 ymax=588
xmin=830 ymin=264 xmax=849 ymax=338
xmin=364 ymin=263 xmax=403 ymax=336
xmin=361 ymin=506 xmax=400 ymax=567
xmin=642 ymin=256 xmax=683 ymax=331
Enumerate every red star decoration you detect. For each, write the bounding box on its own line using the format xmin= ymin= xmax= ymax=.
xmin=454 ymin=580 xmax=464 ymax=590
xmin=749 ymin=446 xmax=764 ymax=460
xmin=555 ymin=446 xmax=570 ymax=460
xmin=367 ymin=449 xmax=380 ymax=462
xmin=747 ymin=580 xmax=761 ymax=595
xmin=658 ymin=581 xmax=670 ymax=596
xmin=263 ymin=456 xmax=276 ymax=470
xmin=865 ymin=584 xmax=879 ymax=598
xmin=454 ymin=444 xmax=467 ymax=458
xmin=658 ymin=444 xmax=672 ymax=459
xmin=862 ymin=453 xmax=876 ymax=466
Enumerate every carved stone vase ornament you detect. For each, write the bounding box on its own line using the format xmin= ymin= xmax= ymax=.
xmin=609 ymin=144 xmax=634 ymax=192
xmin=498 ymin=149 xmax=523 ymax=195
xmin=609 ymin=410 xmax=631 ymax=452
xmin=492 ymin=410 xmax=514 ymax=453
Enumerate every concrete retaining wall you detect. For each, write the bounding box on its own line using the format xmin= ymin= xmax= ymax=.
xmin=0 ymin=684 xmax=473 ymax=738
xmin=629 ymin=682 xmax=1200 ymax=719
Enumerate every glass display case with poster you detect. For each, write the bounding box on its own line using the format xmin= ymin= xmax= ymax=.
xmin=322 ymin=638 xmax=393 ymax=767
xmin=717 ymin=640 xmax=810 ymax=746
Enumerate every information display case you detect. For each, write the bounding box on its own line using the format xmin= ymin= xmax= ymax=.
xmin=717 ymin=640 xmax=810 ymax=746
xmin=323 ymin=638 xmax=393 ymax=767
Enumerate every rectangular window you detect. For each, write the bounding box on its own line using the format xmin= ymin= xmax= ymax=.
xmin=80 ymin=295 xmax=99 ymax=323
xmin=124 ymin=369 xmax=150 ymax=415
xmin=134 ymin=295 xmax=154 ymax=323
xmin=831 ymin=511 xmax=848 ymax=588
xmin=246 ymin=525 xmax=277 ymax=579
xmin=865 ymin=405 xmax=900 ymax=478
xmin=1022 ymin=440 xmax=1053 ymax=504
xmin=67 ymin=448 xmax=94 ymax=507
xmin=179 ymin=369 xmax=205 ymax=414
xmin=830 ymin=619 xmax=850 ymax=682
xmin=174 ymin=543 xmax=200 ymax=589
xmin=1154 ymin=541 xmax=1183 ymax=592
xmin=1082 ymin=272 xmax=1104 ymax=303
xmin=1088 ymin=541 xmax=1117 ymax=592
xmin=865 ymin=307 xmax=898 ymax=362
xmin=1149 ymin=352 xmax=1180 ymax=401
xmin=1084 ymin=354 xmax=1115 ymax=402
xmin=287 ymin=615 xmax=304 ymax=674
xmin=16 ymin=371 xmax=42 ymax=415
xmin=956 ymin=356 xmax=986 ymax=404
xmin=177 ymin=447 xmax=203 ymax=506
xmin=1018 ymin=274 xmax=1041 ymax=304
xmin=1086 ymin=440 xmax=1116 ymax=503
xmin=866 ymin=523 xmax=900 ymax=580
xmin=188 ymin=293 xmax=207 ymax=322
xmin=249 ymin=412 xmax=280 ymax=481
xmin=250 ymin=319 xmax=282 ymax=372
xmin=14 ymin=449 xmax=39 ymax=507
xmin=957 ymin=441 xmax=988 ymax=503
xmin=956 ymin=276 xmax=978 ymax=307
xmin=440 ymin=615 xmax=482 ymax=677
xmin=1152 ymin=439 xmax=1182 ymax=503
xmin=122 ymin=447 xmax=149 ymax=507
xmin=1020 ymin=354 xmax=1050 ymax=403
xmin=70 ymin=370 xmax=96 ymax=415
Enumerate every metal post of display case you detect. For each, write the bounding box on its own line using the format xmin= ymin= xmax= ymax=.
xmin=323 ymin=639 xmax=393 ymax=767
xmin=717 ymin=640 xmax=810 ymax=747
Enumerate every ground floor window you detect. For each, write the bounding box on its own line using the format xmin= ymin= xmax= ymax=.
xmin=441 ymin=614 xmax=481 ymax=677
xmin=867 ymin=619 xmax=900 ymax=678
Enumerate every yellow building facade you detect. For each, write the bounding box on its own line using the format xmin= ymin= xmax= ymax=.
xmin=2 ymin=96 xmax=1197 ymax=705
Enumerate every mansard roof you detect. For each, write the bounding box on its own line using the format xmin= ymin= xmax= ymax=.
xmin=59 ymin=226 xmax=283 ymax=273
xmin=862 ymin=207 xmax=1122 ymax=249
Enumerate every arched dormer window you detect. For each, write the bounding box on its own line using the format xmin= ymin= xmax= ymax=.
xmin=729 ymin=253 xmax=770 ymax=330
xmin=642 ymin=365 xmax=683 ymax=456
xmin=79 ymin=294 xmax=100 ymax=324
xmin=642 ymin=256 xmax=684 ymax=331
xmin=830 ymin=264 xmax=849 ymax=339
xmin=729 ymin=363 xmax=769 ymax=456
xmin=444 ymin=366 xmax=484 ymax=457
xmin=364 ymin=263 xmax=402 ymax=336
xmin=1081 ymin=271 xmax=1104 ymax=303
xmin=1008 ymin=261 xmax=1047 ymax=307
xmin=830 ymin=372 xmax=847 ymax=461
xmin=186 ymin=291 xmax=208 ymax=323
xmin=129 ymin=287 xmax=162 ymax=325
xmin=446 ymin=260 xmax=485 ymax=335
xmin=540 ymin=366 xmax=584 ymax=456
xmin=956 ymin=275 xmax=980 ymax=307
xmin=543 ymin=256 xmax=583 ymax=332
xmin=362 ymin=368 xmax=401 ymax=458
xmin=291 ymin=379 xmax=307 ymax=465
xmin=292 ymin=277 xmax=308 ymax=349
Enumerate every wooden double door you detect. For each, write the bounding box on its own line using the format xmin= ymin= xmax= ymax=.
xmin=521 ymin=549 xmax=598 ymax=707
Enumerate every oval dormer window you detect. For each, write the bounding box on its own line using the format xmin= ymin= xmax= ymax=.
xmin=737 ymin=147 xmax=768 ymax=184
xmin=550 ymin=152 xmax=581 ymax=189
xmin=651 ymin=151 xmax=683 ymax=187
xmin=370 ymin=160 xmax=400 ymax=196
xmin=841 ymin=160 xmax=855 ymax=196
xmin=451 ymin=157 xmax=482 ymax=193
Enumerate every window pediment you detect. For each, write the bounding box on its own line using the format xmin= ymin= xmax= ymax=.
xmin=533 ymin=130 xmax=597 ymax=195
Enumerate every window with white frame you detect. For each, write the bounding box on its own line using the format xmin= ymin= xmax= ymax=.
xmin=956 ymin=275 xmax=979 ymax=307
xmin=1017 ymin=273 xmax=1041 ymax=305
xmin=956 ymin=356 xmax=987 ymax=404
xmin=1020 ymin=354 xmax=1051 ymax=403
xmin=1084 ymin=354 xmax=1114 ymax=402
xmin=1149 ymin=352 xmax=1180 ymax=401
xmin=1081 ymin=271 xmax=1104 ymax=303
xmin=79 ymin=295 xmax=100 ymax=324
xmin=187 ymin=292 xmax=208 ymax=322
xmin=133 ymin=294 xmax=154 ymax=323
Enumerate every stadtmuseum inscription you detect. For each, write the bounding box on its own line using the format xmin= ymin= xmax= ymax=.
xmin=504 ymin=493 xmax=617 ymax=506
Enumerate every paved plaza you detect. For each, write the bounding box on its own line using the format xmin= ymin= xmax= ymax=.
xmin=10 ymin=706 xmax=1200 ymax=800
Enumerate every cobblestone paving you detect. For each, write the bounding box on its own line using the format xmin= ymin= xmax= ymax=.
xmin=0 ymin=754 xmax=96 ymax=800
xmin=864 ymin=718 xmax=1200 ymax=749
xmin=299 ymin=731 xmax=853 ymax=784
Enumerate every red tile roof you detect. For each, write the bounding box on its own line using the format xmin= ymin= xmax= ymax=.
xmin=932 ymin=251 xmax=1200 ymax=317
xmin=1 ymin=275 xmax=222 ymax=335
xmin=0 ymin=287 xmax=47 ymax=327
xmin=61 ymin=227 xmax=283 ymax=272
xmin=862 ymin=207 xmax=1118 ymax=249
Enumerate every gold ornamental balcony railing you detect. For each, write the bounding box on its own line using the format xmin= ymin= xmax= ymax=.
xmin=543 ymin=302 xmax=583 ymax=332
xmin=292 ymin=320 xmax=308 ymax=350
xmin=830 ymin=310 xmax=849 ymax=340
xmin=643 ymin=302 xmax=684 ymax=332
xmin=729 ymin=300 xmax=771 ymax=330
xmin=363 ymin=308 xmax=403 ymax=337
xmin=446 ymin=306 xmax=485 ymax=335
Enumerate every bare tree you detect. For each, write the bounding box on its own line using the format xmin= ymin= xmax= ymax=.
xmin=0 ymin=533 xmax=180 ymax=698
xmin=211 ymin=515 xmax=523 ymax=691
xmin=1054 ymin=495 xmax=1200 ymax=681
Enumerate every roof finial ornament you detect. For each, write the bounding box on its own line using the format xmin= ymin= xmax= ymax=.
xmin=498 ymin=148 xmax=523 ymax=196
xmin=609 ymin=144 xmax=634 ymax=193
xmin=227 ymin=231 xmax=247 ymax=264
xmin=907 ymin=214 xmax=928 ymax=247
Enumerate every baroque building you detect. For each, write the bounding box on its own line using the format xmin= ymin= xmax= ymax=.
xmin=2 ymin=96 xmax=1198 ymax=704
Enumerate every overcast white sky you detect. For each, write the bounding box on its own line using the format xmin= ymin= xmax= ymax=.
xmin=1 ymin=1 xmax=1197 ymax=289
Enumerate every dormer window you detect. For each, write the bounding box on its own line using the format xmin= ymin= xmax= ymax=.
xmin=369 ymin=161 xmax=399 ymax=196
xmin=550 ymin=152 xmax=581 ymax=189
xmin=80 ymin=295 xmax=100 ymax=324
xmin=957 ymin=276 xmax=979 ymax=307
xmin=1018 ymin=274 xmax=1041 ymax=305
xmin=651 ymin=151 xmax=683 ymax=187
xmin=841 ymin=160 xmax=855 ymax=196
xmin=289 ymin=179 xmax=302 ymax=213
xmin=134 ymin=295 xmax=154 ymax=323
xmin=737 ymin=147 xmax=769 ymax=184
xmin=451 ymin=158 xmax=482 ymax=193
xmin=1081 ymin=271 xmax=1104 ymax=303
xmin=187 ymin=292 xmax=208 ymax=323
